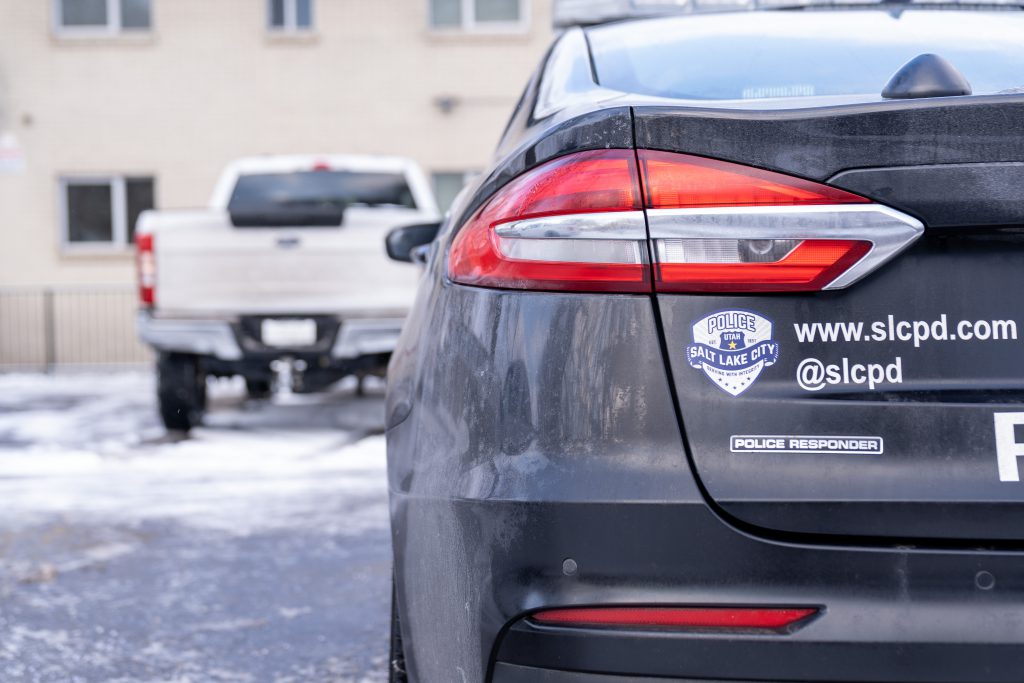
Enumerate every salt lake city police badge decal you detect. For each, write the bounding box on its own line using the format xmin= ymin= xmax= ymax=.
xmin=687 ymin=309 xmax=779 ymax=396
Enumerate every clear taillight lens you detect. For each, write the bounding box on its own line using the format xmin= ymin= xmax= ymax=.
xmin=653 ymin=237 xmax=872 ymax=293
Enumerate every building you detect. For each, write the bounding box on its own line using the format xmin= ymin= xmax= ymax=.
xmin=0 ymin=0 xmax=553 ymax=369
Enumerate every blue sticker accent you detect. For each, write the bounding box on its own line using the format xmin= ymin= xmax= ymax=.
xmin=687 ymin=309 xmax=779 ymax=396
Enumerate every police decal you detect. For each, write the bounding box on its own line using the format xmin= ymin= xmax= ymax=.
xmin=687 ymin=309 xmax=779 ymax=396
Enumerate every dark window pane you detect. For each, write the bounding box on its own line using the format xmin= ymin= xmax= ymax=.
xmin=60 ymin=0 xmax=108 ymax=27
xmin=120 ymin=0 xmax=151 ymax=29
xmin=269 ymin=0 xmax=285 ymax=27
xmin=296 ymin=0 xmax=312 ymax=28
xmin=430 ymin=0 xmax=461 ymax=28
xmin=66 ymin=183 xmax=113 ymax=243
xmin=228 ymin=171 xmax=417 ymax=218
xmin=475 ymin=0 xmax=519 ymax=23
xmin=126 ymin=178 xmax=155 ymax=243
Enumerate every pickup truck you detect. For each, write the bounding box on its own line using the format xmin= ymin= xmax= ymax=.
xmin=135 ymin=154 xmax=439 ymax=431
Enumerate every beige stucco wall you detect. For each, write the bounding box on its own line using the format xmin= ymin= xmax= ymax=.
xmin=0 ymin=0 xmax=553 ymax=288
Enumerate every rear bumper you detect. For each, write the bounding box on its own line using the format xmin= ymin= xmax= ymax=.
xmin=391 ymin=490 xmax=1024 ymax=683
xmin=137 ymin=311 xmax=243 ymax=360
xmin=330 ymin=317 xmax=405 ymax=360
xmin=492 ymin=658 xmax=1024 ymax=683
xmin=137 ymin=311 xmax=404 ymax=362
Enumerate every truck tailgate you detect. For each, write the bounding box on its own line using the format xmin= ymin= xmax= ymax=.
xmin=153 ymin=208 xmax=422 ymax=316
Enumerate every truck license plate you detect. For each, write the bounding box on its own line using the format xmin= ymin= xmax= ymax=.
xmin=261 ymin=319 xmax=317 ymax=347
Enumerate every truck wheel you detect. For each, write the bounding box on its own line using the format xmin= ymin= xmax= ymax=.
xmin=389 ymin=577 xmax=409 ymax=683
xmin=157 ymin=353 xmax=206 ymax=433
xmin=245 ymin=378 xmax=273 ymax=400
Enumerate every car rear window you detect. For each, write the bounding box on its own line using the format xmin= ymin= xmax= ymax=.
xmin=586 ymin=11 xmax=1024 ymax=101
xmin=228 ymin=170 xmax=417 ymax=213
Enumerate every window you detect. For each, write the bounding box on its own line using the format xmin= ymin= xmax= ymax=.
xmin=268 ymin=0 xmax=313 ymax=32
xmin=432 ymin=172 xmax=478 ymax=213
xmin=228 ymin=171 xmax=416 ymax=215
xmin=586 ymin=12 xmax=1024 ymax=102
xmin=55 ymin=0 xmax=152 ymax=33
xmin=60 ymin=176 xmax=155 ymax=249
xmin=429 ymin=0 xmax=526 ymax=31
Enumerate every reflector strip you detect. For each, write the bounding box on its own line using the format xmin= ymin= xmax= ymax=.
xmin=531 ymin=606 xmax=818 ymax=631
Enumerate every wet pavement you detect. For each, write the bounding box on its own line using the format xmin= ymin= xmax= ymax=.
xmin=0 ymin=373 xmax=391 ymax=683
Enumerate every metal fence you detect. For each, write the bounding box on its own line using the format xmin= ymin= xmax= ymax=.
xmin=0 ymin=286 xmax=152 ymax=371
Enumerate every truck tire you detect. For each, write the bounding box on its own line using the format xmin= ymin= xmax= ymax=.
xmin=245 ymin=378 xmax=273 ymax=400
xmin=157 ymin=353 xmax=207 ymax=433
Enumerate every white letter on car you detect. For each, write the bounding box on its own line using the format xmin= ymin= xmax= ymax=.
xmin=994 ymin=413 xmax=1024 ymax=482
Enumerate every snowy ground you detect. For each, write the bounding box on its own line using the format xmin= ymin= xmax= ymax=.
xmin=0 ymin=372 xmax=392 ymax=683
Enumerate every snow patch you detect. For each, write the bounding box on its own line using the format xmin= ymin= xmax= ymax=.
xmin=0 ymin=372 xmax=388 ymax=535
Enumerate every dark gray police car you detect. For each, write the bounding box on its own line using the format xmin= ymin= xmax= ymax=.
xmin=384 ymin=1 xmax=1024 ymax=681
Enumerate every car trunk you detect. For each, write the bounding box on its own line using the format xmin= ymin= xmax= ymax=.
xmin=635 ymin=97 xmax=1024 ymax=541
xmin=154 ymin=207 xmax=422 ymax=316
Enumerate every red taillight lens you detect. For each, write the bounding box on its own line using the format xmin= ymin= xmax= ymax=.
xmin=532 ymin=606 xmax=818 ymax=631
xmin=446 ymin=149 xmax=921 ymax=294
xmin=447 ymin=149 xmax=650 ymax=293
xmin=136 ymin=233 xmax=155 ymax=306
xmin=640 ymin=151 xmax=869 ymax=209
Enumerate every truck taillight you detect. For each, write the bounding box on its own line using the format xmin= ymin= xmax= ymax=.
xmin=447 ymin=150 xmax=923 ymax=293
xmin=136 ymin=233 xmax=156 ymax=306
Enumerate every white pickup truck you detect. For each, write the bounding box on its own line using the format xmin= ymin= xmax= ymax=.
xmin=136 ymin=155 xmax=439 ymax=431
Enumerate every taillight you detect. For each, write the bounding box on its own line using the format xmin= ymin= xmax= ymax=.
xmin=136 ymin=233 xmax=155 ymax=306
xmin=447 ymin=149 xmax=923 ymax=293
xmin=640 ymin=150 xmax=920 ymax=292
xmin=531 ymin=606 xmax=818 ymax=632
xmin=447 ymin=149 xmax=650 ymax=292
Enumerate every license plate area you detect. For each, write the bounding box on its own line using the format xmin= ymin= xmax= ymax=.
xmin=260 ymin=318 xmax=318 ymax=347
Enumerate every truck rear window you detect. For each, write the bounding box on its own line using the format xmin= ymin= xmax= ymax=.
xmin=586 ymin=10 xmax=1024 ymax=101
xmin=228 ymin=170 xmax=417 ymax=213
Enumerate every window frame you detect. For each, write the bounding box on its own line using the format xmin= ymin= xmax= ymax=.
xmin=267 ymin=0 xmax=314 ymax=33
xmin=58 ymin=175 xmax=154 ymax=252
xmin=428 ymin=0 xmax=529 ymax=34
xmin=53 ymin=0 xmax=152 ymax=36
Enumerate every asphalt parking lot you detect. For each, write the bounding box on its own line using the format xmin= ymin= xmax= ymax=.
xmin=0 ymin=372 xmax=391 ymax=683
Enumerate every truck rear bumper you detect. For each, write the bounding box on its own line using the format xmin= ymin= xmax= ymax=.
xmin=137 ymin=312 xmax=243 ymax=360
xmin=330 ymin=317 xmax=405 ymax=360
xmin=138 ymin=312 xmax=405 ymax=361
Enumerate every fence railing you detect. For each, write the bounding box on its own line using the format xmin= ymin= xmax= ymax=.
xmin=0 ymin=286 xmax=152 ymax=371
